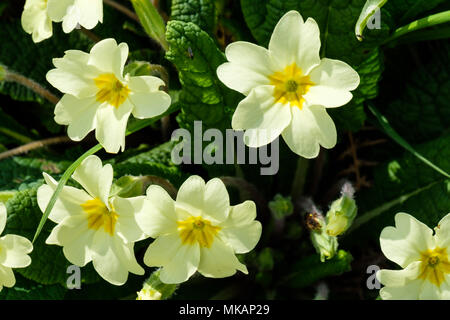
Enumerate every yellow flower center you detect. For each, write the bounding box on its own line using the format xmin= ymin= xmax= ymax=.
xmin=268 ymin=63 xmax=314 ymax=109
xmin=177 ymin=216 xmax=221 ymax=248
xmin=81 ymin=198 xmax=118 ymax=236
xmin=94 ymin=73 xmax=130 ymax=108
xmin=419 ymin=247 xmax=450 ymax=287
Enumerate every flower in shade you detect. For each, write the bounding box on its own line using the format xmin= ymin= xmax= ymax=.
xmin=137 ymin=176 xmax=262 ymax=284
xmin=37 ymin=155 xmax=149 ymax=285
xmin=0 ymin=203 xmax=33 ymax=291
xmin=217 ymin=10 xmax=360 ymax=158
xmin=47 ymin=0 xmax=103 ymax=33
xmin=377 ymin=212 xmax=450 ymax=300
xmin=46 ymin=38 xmax=171 ymax=153
xmin=21 ymin=0 xmax=103 ymax=43
xmin=21 ymin=0 xmax=53 ymax=43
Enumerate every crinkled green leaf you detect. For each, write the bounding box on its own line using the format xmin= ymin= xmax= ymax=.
xmin=0 ymin=21 xmax=91 ymax=103
xmin=4 ymin=186 xmax=101 ymax=285
xmin=380 ymin=42 xmax=450 ymax=143
xmin=350 ymin=133 xmax=450 ymax=241
xmin=171 ymin=0 xmax=216 ymax=34
xmin=0 ymin=106 xmax=36 ymax=145
xmin=384 ymin=0 xmax=449 ymax=23
xmin=282 ymin=250 xmax=353 ymax=288
xmin=114 ymin=142 xmax=187 ymax=188
xmin=0 ymin=157 xmax=68 ymax=191
xmin=369 ymin=104 xmax=450 ymax=179
xmin=165 ymin=20 xmax=241 ymax=131
xmin=0 ymin=274 xmax=66 ymax=300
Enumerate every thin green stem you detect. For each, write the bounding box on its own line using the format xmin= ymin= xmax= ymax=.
xmin=347 ymin=181 xmax=440 ymax=233
xmin=0 ymin=136 xmax=72 ymax=161
xmin=383 ymin=10 xmax=450 ymax=45
xmin=291 ymin=157 xmax=309 ymax=199
xmin=368 ymin=104 xmax=450 ymax=179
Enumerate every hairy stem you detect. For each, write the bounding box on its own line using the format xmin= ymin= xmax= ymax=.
xmin=4 ymin=71 xmax=59 ymax=105
xmin=0 ymin=136 xmax=72 ymax=161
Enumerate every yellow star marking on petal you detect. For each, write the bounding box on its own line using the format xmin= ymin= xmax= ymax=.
xmin=268 ymin=63 xmax=314 ymax=109
xmin=177 ymin=216 xmax=221 ymax=248
xmin=94 ymin=73 xmax=130 ymax=108
xmin=418 ymin=247 xmax=450 ymax=287
xmin=81 ymin=197 xmax=118 ymax=236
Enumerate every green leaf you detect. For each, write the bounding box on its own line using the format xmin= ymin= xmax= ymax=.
xmin=350 ymin=133 xmax=450 ymax=240
xmin=384 ymin=0 xmax=449 ymax=23
xmin=355 ymin=0 xmax=388 ymax=40
xmin=0 ymin=274 xmax=66 ymax=300
xmin=380 ymin=41 xmax=450 ymax=143
xmin=0 ymin=157 xmax=67 ymax=191
xmin=240 ymin=0 xmax=391 ymax=130
xmin=4 ymin=186 xmax=100 ymax=285
xmin=170 ymin=0 xmax=216 ymax=34
xmin=0 ymin=106 xmax=36 ymax=145
xmin=0 ymin=21 xmax=91 ymax=103
xmin=282 ymin=250 xmax=353 ymax=289
xmin=165 ymin=20 xmax=240 ymax=131
xmin=368 ymin=104 xmax=450 ymax=179
xmin=131 ymin=0 xmax=169 ymax=51
xmin=384 ymin=10 xmax=450 ymax=44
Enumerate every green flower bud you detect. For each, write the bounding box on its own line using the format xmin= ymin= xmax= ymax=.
xmin=110 ymin=175 xmax=145 ymax=198
xmin=325 ymin=195 xmax=357 ymax=237
xmin=269 ymin=194 xmax=293 ymax=219
xmin=310 ymin=229 xmax=339 ymax=262
xmin=0 ymin=65 xmax=6 ymax=81
xmin=137 ymin=269 xmax=178 ymax=300
xmin=308 ymin=213 xmax=338 ymax=262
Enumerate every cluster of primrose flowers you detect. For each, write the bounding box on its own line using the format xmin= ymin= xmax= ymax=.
xmin=0 ymin=2 xmax=446 ymax=300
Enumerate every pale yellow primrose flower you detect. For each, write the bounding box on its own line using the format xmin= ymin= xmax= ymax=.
xmin=377 ymin=212 xmax=450 ymax=300
xmin=21 ymin=0 xmax=103 ymax=43
xmin=37 ymin=155 xmax=148 ymax=285
xmin=47 ymin=0 xmax=103 ymax=33
xmin=46 ymin=38 xmax=171 ymax=153
xmin=0 ymin=203 xmax=33 ymax=292
xmin=137 ymin=176 xmax=262 ymax=284
xmin=21 ymin=0 xmax=53 ymax=43
xmin=217 ymin=10 xmax=360 ymax=158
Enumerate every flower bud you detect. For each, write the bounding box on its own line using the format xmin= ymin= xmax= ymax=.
xmin=136 ymin=288 xmax=162 ymax=300
xmin=325 ymin=191 xmax=357 ymax=237
xmin=0 ymin=65 xmax=6 ymax=81
xmin=308 ymin=212 xmax=338 ymax=262
xmin=136 ymin=269 xmax=178 ymax=300
xmin=110 ymin=175 xmax=145 ymax=198
xmin=269 ymin=194 xmax=293 ymax=219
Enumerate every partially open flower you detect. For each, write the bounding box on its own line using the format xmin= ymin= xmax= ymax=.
xmin=46 ymin=39 xmax=171 ymax=153
xmin=21 ymin=0 xmax=103 ymax=43
xmin=47 ymin=0 xmax=103 ymax=33
xmin=0 ymin=203 xmax=33 ymax=291
xmin=21 ymin=0 xmax=53 ymax=43
xmin=137 ymin=175 xmax=262 ymax=284
xmin=217 ymin=10 xmax=360 ymax=158
xmin=377 ymin=212 xmax=450 ymax=300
